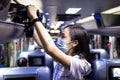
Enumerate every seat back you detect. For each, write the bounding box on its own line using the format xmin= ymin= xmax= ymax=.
xmin=28 ymin=51 xmax=54 ymax=75
xmin=89 ymin=49 xmax=109 ymax=80
xmin=90 ymin=59 xmax=120 ymax=80
xmin=90 ymin=59 xmax=107 ymax=80
xmin=0 ymin=67 xmax=51 ymax=80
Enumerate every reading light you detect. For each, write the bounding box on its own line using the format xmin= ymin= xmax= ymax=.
xmin=65 ymin=8 xmax=81 ymax=14
xmin=45 ymin=12 xmax=50 ymax=15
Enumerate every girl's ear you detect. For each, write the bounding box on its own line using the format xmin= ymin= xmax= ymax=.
xmin=72 ymin=40 xmax=79 ymax=47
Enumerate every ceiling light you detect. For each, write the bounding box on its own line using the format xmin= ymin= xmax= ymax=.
xmin=65 ymin=8 xmax=81 ymax=14
xmin=50 ymin=30 xmax=60 ymax=33
xmin=76 ymin=16 xmax=94 ymax=23
xmin=102 ymin=6 xmax=120 ymax=14
xmin=114 ymin=11 xmax=120 ymax=14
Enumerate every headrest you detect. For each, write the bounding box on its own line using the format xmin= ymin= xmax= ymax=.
xmin=28 ymin=45 xmax=42 ymax=52
xmin=90 ymin=48 xmax=109 ymax=59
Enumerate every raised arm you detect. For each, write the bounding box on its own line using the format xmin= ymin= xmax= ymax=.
xmin=33 ymin=28 xmax=43 ymax=48
xmin=27 ymin=5 xmax=71 ymax=68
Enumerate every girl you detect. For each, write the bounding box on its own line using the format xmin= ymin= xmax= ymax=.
xmin=27 ymin=5 xmax=92 ymax=80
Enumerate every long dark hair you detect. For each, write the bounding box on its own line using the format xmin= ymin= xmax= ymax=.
xmin=64 ymin=24 xmax=90 ymax=60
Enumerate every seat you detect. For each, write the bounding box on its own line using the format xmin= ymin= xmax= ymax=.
xmin=17 ymin=50 xmax=54 ymax=79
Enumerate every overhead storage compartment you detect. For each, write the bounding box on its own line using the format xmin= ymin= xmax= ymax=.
xmin=87 ymin=26 xmax=120 ymax=37
xmin=88 ymin=14 xmax=120 ymax=37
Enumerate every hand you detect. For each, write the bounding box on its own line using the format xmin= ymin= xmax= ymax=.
xmin=27 ymin=5 xmax=38 ymax=19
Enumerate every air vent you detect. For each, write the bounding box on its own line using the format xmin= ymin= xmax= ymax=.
xmin=57 ymin=14 xmax=81 ymax=21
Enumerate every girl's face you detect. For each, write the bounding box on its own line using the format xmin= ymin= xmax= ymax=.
xmin=61 ymin=27 xmax=71 ymax=43
xmin=61 ymin=27 xmax=73 ymax=53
